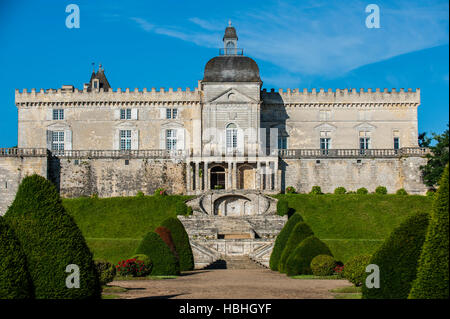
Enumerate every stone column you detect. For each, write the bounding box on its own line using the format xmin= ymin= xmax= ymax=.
xmin=186 ymin=161 xmax=191 ymax=193
xmin=274 ymin=160 xmax=279 ymax=191
xmin=266 ymin=161 xmax=272 ymax=190
xmin=256 ymin=161 xmax=261 ymax=190
xmin=195 ymin=162 xmax=200 ymax=191
xmin=227 ymin=162 xmax=232 ymax=190
xmin=232 ymin=162 xmax=237 ymax=189
xmin=203 ymin=161 xmax=208 ymax=191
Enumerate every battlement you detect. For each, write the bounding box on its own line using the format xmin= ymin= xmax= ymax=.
xmin=261 ymin=88 xmax=420 ymax=105
xmin=15 ymin=86 xmax=202 ymax=106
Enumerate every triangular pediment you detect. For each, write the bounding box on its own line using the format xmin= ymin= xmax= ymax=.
xmin=314 ymin=123 xmax=337 ymax=131
xmin=208 ymin=88 xmax=258 ymax=104
xmin=354 ymin=122 xmax=377 ymax=131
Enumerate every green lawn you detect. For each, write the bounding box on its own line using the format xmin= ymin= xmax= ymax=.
xmin=63 ymin=195 xmax=192 ymax=263
xmin=275 ymin=194 xmax=433 ymax=262
xmin=64 ymin=194 xmax=433 ymax=265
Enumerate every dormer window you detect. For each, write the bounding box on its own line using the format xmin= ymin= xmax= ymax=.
xmin=52 ymin=109 xmax=64 ymax=120
xmin=120 ymin=109 xmax=132 ymax=120
xmin=93 ymin=79 xmax=99 ymax=89
xmin=166 ymin=108 xmax=178 ymax=119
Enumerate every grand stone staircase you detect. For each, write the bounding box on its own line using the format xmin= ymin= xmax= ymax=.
xmin=178 ymin=190 xmax=287 ymax=269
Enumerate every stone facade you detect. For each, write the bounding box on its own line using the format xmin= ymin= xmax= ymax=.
xmin=0 ymin=24 xmax=430 ymax=267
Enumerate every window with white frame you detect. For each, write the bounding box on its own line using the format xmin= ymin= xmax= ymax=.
xmin=166 ymin=108 xmax=178 ymax=119
xmin=320 ymin=131 xmax=331 ymax=150
xmin=226 ymin=123 xmax=238 ymax=149
xmin=359 ymin=131 xmax=371 ymax=149
xmin=120 ymin=130 xmax=132 ymax=150
xmin=52 ymin=109 xmax=64 ymax=120
xmin=166 ymin=129 xmax=177 ymax=150
xmin=120 ymin=109 xmax=132 ymax=120
xmin=393 ymin=130 xmax=400 ymax=149
xmin=51 ymin=131 xmax=64 ymax=152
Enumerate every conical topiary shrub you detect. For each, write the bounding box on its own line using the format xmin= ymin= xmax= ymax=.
xmin=279 ymin=222 xmax=314 ymax=273
xmin=135 ymin=231 xmax=180 ymax=276
xmin=285 ymin=235 xmax=333 ymax=276
xmin=155 ymin=226 xmax=179 ymax=261
xmin=160 ymin=217 xmax=194 ymax=271
xmin=269 ymin=213 xmax=303 ymax=271
xmin=362 ymin=212 xmax=430 ymax=299
xmin=409 ymin=165 xmax=449 ymax=299
xmin=4 ymin=174 xmax=101 ymax=299
xmin=0 ymin=216 xmax=33 ymax=299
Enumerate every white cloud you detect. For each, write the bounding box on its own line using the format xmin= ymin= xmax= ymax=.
xmin=130 ymin=17 xmax=154 ymax=32
xmin=129 ymin=0 xmax=449 ymax=77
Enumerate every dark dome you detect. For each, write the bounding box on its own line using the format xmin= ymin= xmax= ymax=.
xmin=203 ymin=56 xmax=261 ymax=82
xmin=223 ymin=26 xmax=238 ymax=40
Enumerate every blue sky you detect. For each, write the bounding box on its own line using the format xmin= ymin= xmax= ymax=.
xmin=0 ymin=0 xmax=448 ymax=147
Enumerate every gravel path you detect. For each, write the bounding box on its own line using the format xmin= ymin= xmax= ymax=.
xmin=108 ymin=269 xmax=353 ymax=299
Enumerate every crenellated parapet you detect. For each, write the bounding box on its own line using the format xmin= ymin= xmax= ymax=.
xmin=15 ymin=86 xmax=202 ymax=108
xmin=261 ymin=88 xmax=420 ymax=107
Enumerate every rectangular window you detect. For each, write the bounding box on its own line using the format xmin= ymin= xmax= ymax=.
xmin=394 ymin=137 xmax=400 ymax=150
xmin=52 ymin=109 xmax=64 ymax=120
xmin=120 ymin=109 xmax=132 ymax=120
xmin=166 ymin=129 xmax=177 ymax=150
xmin=320 ymin=138 xmax=331 ymax=150
xmin=226 ymin=128 xmax=238 ymax=149
xmin=360 ymin=138 xmax=370 ymax=150
xmin=166 ymin=108 xmax=178 ymax=119
xmin=51 ymin=131 xmax=64 ymax=153
xmin=359 ymin=131 xmax=371 ymax=151
xmin=278 ymin=136 xmax=287 ymax=149
xmin=120 ymin=130 xmax=132 ymax=150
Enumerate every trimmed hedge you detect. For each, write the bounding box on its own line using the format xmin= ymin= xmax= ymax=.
xmin=160 ymin=217 xmax=194 ymax=271
xmin=0 ymin=216 xmax=33 ymax=299
xmin=279 ymin=222 xmax=314 ymax=273
xmin=175 ymin=202 xmax=188 ymax=215
xmin=269 ymin=213 xmax=303 ymax=271
xmin=94 ymin=260 xmax=116 ymax=286
xmin=395 ymin=188 xmax=408 ymax=195
xmin=356 ymin=187 xmax=368 ymax=194
xmin=309 ymin=186 xmax=322 ymax=195
xmin=375 ymin=186 xmax=387 ymax=194
xmin=334 ymin=187 xmax=347 ymax=195
xmin=343 ymin=255 xmax=371 ymax=286
xmin=154 ymin=226 xmax=179 ymax=261
xmin=4 ymin=174 xmax=101 ymax=299
xmin=285 ymin=236 xmax=333 ymax=276
xmin=311 ymin=255 xmax=337 ymax=276
xmin=134 ymin=232 xmax=180 ymax=276
xmin=409 ymin=165 xmax=449 ymax=299
xmin=277 ymin=199 xmax=289 ymax=216
xmin=362 ymin=212 xmax=430 ymax=299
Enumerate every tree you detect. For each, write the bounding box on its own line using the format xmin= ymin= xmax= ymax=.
xmin=362 ymin=212 xmax=429 ymax=298
xmin=4 ymin=174 xmax=101 ymax=299
xmin=409 ymin=165 xmax=449 ymax=299
xmin=420 ymin=125 xmax=449 ymax=187
xmin=160 ymin=217 xmax=194 ymax=271
xmin=0 ymin=217 xmax=33 ymax=299
xmin=269 ymin=213 xmax=303 ymax=271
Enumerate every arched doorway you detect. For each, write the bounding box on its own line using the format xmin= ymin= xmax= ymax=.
xmin=210 ymin=166 xmax=225 ymax=189
xmin=239 ymin=165 xmax=255 ymax=189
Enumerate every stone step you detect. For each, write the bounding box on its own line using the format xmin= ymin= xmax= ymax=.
xmin=223 ymin=256 xmax=265 ymax=270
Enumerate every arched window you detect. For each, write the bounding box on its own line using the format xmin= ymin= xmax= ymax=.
xmin=226 ymin=123 xmax=238 ymax=149
xmin=226 ymin=41 xmax=236 ymax=55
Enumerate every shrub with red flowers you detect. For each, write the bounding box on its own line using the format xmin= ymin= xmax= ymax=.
xmin=116 ymin=258 xmax=151 ymax=277
xmin=334 ymin=265 xmax=345 ymax=278
xmin=154 ymin=188 xmax=167 ymax=196
xmin=285 ymin=186 xmax=296 ymax=194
